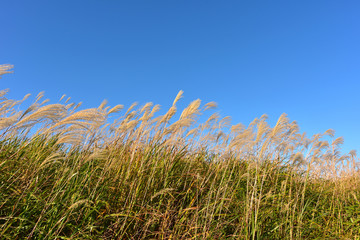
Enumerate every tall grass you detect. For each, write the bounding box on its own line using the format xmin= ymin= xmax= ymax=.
xmin=1 ymin=65 xmax=359 ymax=239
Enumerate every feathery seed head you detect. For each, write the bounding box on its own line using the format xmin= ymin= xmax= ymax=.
xmin=180 ymin=99 xmax=201 ymax=120
xmin=108 ymin=104 xmax=124 ymax=115
xmin=204 ymin=101 xmax=217 ymax=111
xmin=173 ymin=90 xmax=183 ymax=106
xmin=324 ymin=129 xmax=336 ymax=138
xmin=0 ymin=64 xmax=13 ymax=78
xmin=98 ymin=99 xmax=108 ymax=110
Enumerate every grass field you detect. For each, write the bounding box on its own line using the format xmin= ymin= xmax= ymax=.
xmin=1 ymin=65 xmax=360 ymax=239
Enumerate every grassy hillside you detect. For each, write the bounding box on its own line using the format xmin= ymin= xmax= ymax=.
xmin=1 ymin=65 xmax=360 ymax=239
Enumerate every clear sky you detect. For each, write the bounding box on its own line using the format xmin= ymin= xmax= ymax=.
xmin=1 ymin=1 xmax=359 ymax=154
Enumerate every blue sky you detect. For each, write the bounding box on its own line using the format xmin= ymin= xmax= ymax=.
xmin=1 ymin=1 xmax=359 ymax=153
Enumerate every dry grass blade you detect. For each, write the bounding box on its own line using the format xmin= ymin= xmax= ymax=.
xmin=151 ymin=188 xmax=175 ymax=200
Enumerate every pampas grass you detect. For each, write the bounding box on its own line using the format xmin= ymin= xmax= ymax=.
xmin=0 ymin=64 xmax=360 ymax=239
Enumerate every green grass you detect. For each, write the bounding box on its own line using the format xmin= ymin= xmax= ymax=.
xmin=1 ymin=136 xmax=360 ymax=239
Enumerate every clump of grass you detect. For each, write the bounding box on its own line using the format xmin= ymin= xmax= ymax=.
xmin=0 ymin=64 xmax=360 ymax=239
